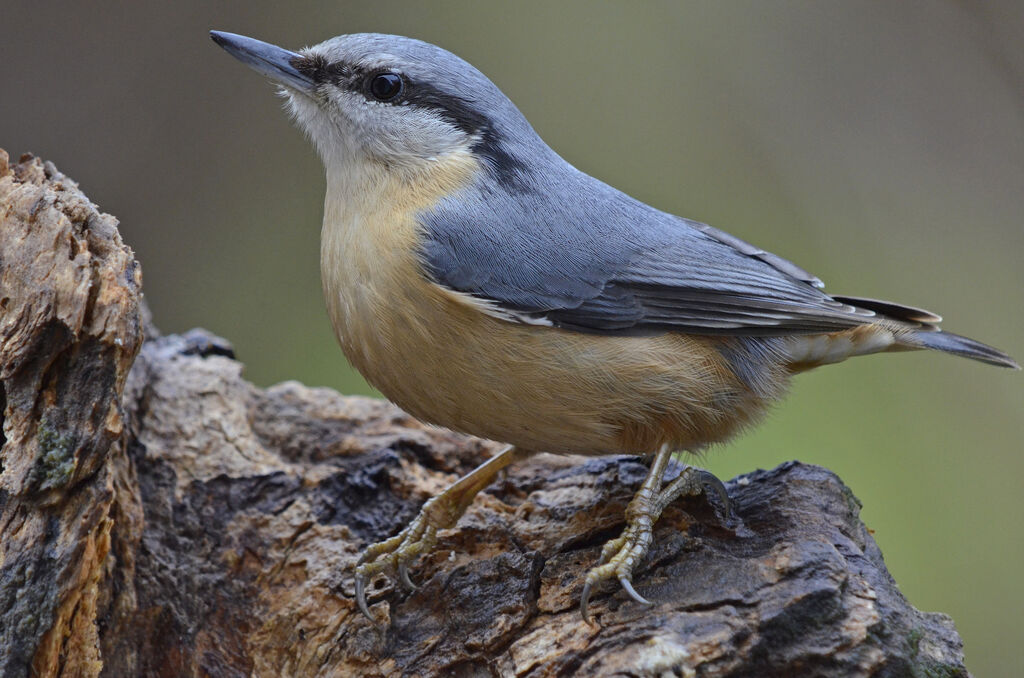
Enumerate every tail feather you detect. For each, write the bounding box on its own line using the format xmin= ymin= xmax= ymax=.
xmin=832 ymin=295 xmax=942 ymax=324
xmin=831 ymin=294 xmax=1018 ymax=369
xmin=903 ymin=329 xmax=1019 ymax=369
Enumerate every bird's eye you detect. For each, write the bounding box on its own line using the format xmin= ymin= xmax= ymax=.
xmin=369 ymin=73 xmax=403 ymax=101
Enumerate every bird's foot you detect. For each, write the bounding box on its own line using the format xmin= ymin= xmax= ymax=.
xmin=580 ymin=461 xmax=728 ymax=623
xmin=581 ymin=502 xmax=655 ymax=623
xmin=352 ymin=444 xmax=530 ymax=626
xmin=354 ymin=496 xmax=449 ymax=623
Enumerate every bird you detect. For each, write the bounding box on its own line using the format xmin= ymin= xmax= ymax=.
xmin=210 ymin=30 xmax=1018 ymax=625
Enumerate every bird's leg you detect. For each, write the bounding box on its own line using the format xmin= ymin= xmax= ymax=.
xmin=580 ymin=446 xmax=729 ymax=623
xmin=354 ymin=444 xmax=532 ymax=622
xmin=581 ymin=443 xmax=672 ymax=622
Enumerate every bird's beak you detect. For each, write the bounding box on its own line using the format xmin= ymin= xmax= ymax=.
xmin=210 ymin=31 xmax=315 ymax=95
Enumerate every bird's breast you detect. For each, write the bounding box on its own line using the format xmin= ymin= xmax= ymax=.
xmin=319 ymin=191 xmax=783 ymax=454
xmin=317 ymin=154 xmax=790 ymax=454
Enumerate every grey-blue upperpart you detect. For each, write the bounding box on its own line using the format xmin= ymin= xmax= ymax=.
xmin=298 ymin=34 xmax=942 ymax=337
xmin=323 ymin=34 xmax=892 ymax=336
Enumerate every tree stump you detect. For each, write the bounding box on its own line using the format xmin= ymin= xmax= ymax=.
xmin=0 ymin=150 xmax=970 ymax=677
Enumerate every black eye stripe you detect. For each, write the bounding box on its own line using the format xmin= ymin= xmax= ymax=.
xmin=305 ymin=59 xmax=491 ymax=138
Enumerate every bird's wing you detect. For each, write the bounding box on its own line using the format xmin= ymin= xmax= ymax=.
xmin=418 ymin=171 xmax=885 ymax=337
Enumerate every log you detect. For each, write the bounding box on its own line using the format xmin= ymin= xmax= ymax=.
xmin=0 ymin=150 xmax=970 ymax=677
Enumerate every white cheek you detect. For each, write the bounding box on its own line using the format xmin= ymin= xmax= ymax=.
xmin=283 ymin=90 xmax=320 ymax=130
xmin=285 ymin=91 xmax=359 ymax=165
xmin=287 ymin=88 xmax=472 ymax=170
xmin=337 ymin=94 xmax=470 ymax=161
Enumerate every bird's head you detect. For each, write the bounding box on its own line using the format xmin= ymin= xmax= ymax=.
xmin=211 ymin=31 xmax=536 ymax=188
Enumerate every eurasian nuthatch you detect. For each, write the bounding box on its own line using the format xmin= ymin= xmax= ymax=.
xmin=211 ymin=30 xmax=1018 ymax=625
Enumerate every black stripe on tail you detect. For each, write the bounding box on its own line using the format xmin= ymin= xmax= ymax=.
xmin=906 ymin=330 xmax=1019 ymax=369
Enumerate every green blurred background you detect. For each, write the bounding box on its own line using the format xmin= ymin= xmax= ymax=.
xmin=3 ymin=2 xmax=1022 ymax=673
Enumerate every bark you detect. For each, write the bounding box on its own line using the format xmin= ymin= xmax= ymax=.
xmin=0 ymin=149 xmax=969 ymax=677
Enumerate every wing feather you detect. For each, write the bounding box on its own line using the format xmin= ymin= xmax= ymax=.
xmin=418 ymin=165 xmax=913 ymax=337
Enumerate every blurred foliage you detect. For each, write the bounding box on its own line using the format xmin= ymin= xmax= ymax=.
xmin=3 ymin=2 xmax=1022 ymax=674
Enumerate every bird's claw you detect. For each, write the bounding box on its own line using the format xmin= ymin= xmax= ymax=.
xmin=350 ymin=445 xmax=527 ymax=626
xmin=398 ymin=561 xmax=418 ymax=591
xmin=580 ymin=548 xmax=654 ymax=624
xmin=579 ymin=463 xmax=730 ymax=623
xmin=353 ymin=516 xmax=438 ymax=625
xmin=580 ymin=506 xmax=655 ymax=624
xmin=619 ymin=575 xmax=651 ymax=606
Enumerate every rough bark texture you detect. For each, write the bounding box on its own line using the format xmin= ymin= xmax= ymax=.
xmin=0 ymin=150 xmax=144 ymax=677
xmin=0 ymin=149 xmax=970 ymax=677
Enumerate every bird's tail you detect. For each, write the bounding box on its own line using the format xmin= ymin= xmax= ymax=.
xmin=785 ymin=295 xmax=1018 ymax=370
xmin=900 ymin=329 xmax=1019 ymax=369
xmin=830 ymin=294 xmax=1018 ymax=369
